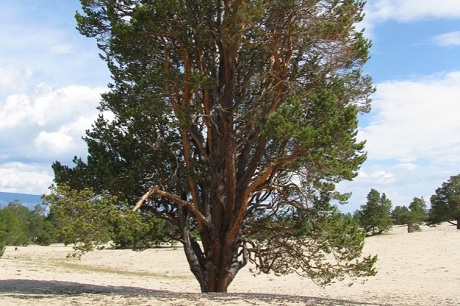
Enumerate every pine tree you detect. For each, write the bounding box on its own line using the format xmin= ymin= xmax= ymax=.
xmin=429 ymin=174 xmax=460 ymax=229
xmin=53 ymin=0 xmax=376 ymax=292
xmin=359 ymin=189 xmax=393 ymax=235
xmin=406 ymin=197 xmax=427 ymax=232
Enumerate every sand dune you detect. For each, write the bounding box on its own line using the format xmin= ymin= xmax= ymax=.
xmin=1 ymin=223 xmax=459 ymax=305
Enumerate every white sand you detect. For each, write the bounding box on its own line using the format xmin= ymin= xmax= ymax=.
xmin=1 ymin=223 xmax=459 ymax=305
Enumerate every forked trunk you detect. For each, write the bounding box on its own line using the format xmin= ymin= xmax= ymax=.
xmin=185 ymin=241 xmax=241 ymax=293
xmin=180 ymin=214 xmax=246 ymax=293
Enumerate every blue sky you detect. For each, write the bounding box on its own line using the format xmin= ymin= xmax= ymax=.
xmin=1 ymin=1 xmax=460 ymax=213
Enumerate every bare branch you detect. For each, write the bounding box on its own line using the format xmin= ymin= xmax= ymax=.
xmin=133 ymin=185 xmax=212 ymax=229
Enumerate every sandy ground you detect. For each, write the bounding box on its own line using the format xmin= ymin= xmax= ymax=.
xmin=1 ymin=223 xmax=459 ymax=305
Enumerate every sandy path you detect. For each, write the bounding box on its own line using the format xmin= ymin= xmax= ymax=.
xmin=1 ymin=223 xmax=459 ymax=305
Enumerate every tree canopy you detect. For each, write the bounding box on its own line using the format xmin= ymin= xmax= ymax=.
xmin=392 ymin=205 xmax=410 ymax=225
xmin=0 ymin=202 xmax=30 ymax=247
xmin=357 ymin=189 xmax=393 ymax=235
xmin=392 ymin=197 xmax=428 ymax=233
xmin=429 ymin=174 xmax=460 ymax=229
xmin=53 ymin=0 xmax=376 ymax=292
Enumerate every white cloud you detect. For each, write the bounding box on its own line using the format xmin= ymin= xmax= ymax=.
xmin=32 ymin=84 xmax=104 ymax=128
xmin=370 ymin=170 xmax=394 ymax=181
xmin=360 ymin=71 xmax=460 ymax=162
xmin=338 ymin=71 xmax=460 ymax=212
xmin=0 ymin=83 xmax=104 ymax=129
xmin=356 ymin=169 xmax=395 ymax=184
xmin=0 ymin=94 xmax=33 ymax=129
xmin=35 ymin=130 xmax=74 ymax=155
xmin=366 ymin=0 xmax=460 ymax=23
xmin=0 ymin=82 xmax=107 ymax=194
xmin=0 ymin=3 xmax=110 ymax=196
xmin=339 ymin=159 xmax=452 ymax=212
xmin=433 ymin=31 xmax=460 ymax=46
xmin=0 ymin=162 xmax=53 ymax=194
xmin=33 ymin=116 xmax=97 ymax=157
xmin=0 ymin=83 xmax=105 ymax=162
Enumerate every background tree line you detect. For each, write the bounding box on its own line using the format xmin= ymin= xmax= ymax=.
xmin=3 ymin=172 xmax=459 ymax=258
xmin=3 ymin=172 xmax=459 ymax=259
xmin=354 ymin=189 xmax=428 ymax=235
xmin=0 ymin=201 xmax=53 ymax=257
xmin=0 ymin=189 xmax=177 ymax=258
xmin=354 ymin=173 xmax=460 ymax=235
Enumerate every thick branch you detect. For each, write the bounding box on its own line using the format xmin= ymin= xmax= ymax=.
xmin=133 ymin=186 xmax=212 ymax=229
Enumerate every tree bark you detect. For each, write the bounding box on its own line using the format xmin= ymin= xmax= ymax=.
xmin=178 ymin=207 xmax=207 ymax=292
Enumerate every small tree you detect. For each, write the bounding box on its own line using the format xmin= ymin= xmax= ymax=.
xmin=358 ymin=189 xmax=393 ymax=235
xmin=429 ymin=174 xmax=460 ymax=229
xmin=35 ymin=220 xmax=57 ymax=246
xmin=392 ymin=198 xmax=428 ymax=233
xmin=0 ymin=202 xmax=31 ymax=246
xmin=407 ymin=197 xmax=428 ymax=232
xmin=44 ymin=186 xmax=115 ymax=256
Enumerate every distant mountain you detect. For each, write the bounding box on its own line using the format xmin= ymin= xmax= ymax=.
xmin=0 ymin=192 xmax=43 ymax=210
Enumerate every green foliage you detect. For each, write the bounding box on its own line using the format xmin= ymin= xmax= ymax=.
xmin=0 ymin=209 xmax=25 ymax=246
xmin=0 ymin=202 xmax=31 ymax=246
xmin=0 ymin=201 xmax=57 ymax=247
xmin=35 ymin=220 xmax=57 ymax=246
xmin=392 ymin=205 xmax=411 ymax=226
xmin=45 ymin=186 xmax=114 ymax=255
xmin=429 ymin=174 xmax=460 ymax=229
xmin=110 ymin=209 xmax=178 ymax=250
xmin=247 ymin=192 xmax=377 ymax=286
xmin=392 ymin=198 xmax=428 ymax=233
xmin=358 ymin=189 xmax=393 ymax=235
xmin=44 ymin=186 xmax=117 ymax=257
xmin=407 ymin=197 xmax=428 ymax=232
xmin=44 ymin=185 xmax=178 ymax=257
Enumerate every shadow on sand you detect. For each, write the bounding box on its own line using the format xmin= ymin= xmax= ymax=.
xmin=0 ymin=279 xmax=382 ymax=305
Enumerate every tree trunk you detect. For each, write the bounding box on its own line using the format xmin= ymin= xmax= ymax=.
xmin=181 ymin=223 xmax=247 ymax=293
xmin=180 ymin=211 xmax=245 ymax=293
xmin=185 ymin=242 xmax=241 ymax=292
xmin=457 ymin=216 xmax=460 ymax=230
xmin=206 ymin=269 xmax=231 ymax=292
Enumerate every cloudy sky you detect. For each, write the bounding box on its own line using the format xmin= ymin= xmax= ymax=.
xmin=1 ymin=1 xmax=460 ymax=212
